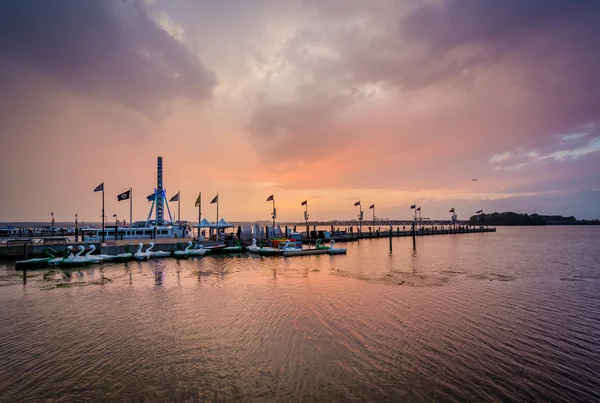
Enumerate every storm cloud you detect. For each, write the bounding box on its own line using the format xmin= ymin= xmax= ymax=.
xmin=0 ymin=0 xmax=216 ymax=114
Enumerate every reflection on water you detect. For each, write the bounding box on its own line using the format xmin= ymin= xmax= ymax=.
xmin=0 ymin=227 xmax=599 ymax=402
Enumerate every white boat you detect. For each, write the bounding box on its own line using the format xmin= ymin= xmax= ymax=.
xmin=246 ymin=239 xmax=280 ymax=256
xmin=113 ymin=251 xmax=133 ymax=262
xmin=85 ymin=221 xmax=192 ymax=242
xmin=49 ymin=246 xmax=73 ymax=266
xmin=84 ymin=245 xmax=103 ymax=264
xmin=145 ymin=242 xmax=171 ymax=258
xmin=134 ymin=243 xmax=152 ymax=261
xmin=246 ymin=239 xmax=261 ymax=252
xmin=173 ymin=249 xmax=188 ymax=259
xmin=59 ymin=246 xmax=92 ymax=266
xmin=185 ymin=241 xmax=207 ymax=256
xmin=328 ymin=240 xmax=347 ymax=255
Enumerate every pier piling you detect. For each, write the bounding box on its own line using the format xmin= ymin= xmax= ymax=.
xmin=412 ymin=222 xmax=416 ymax=250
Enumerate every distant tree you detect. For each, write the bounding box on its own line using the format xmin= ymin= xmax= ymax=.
xmin=468 ymin=212 xmax=579 ymax=226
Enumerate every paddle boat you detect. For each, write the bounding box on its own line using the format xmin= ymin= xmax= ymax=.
xmin=185 ymin=241 xmax=207 ymax=256
xmin=113 ymin=245 xmax=133 ymax=262
xmin=49 ymin=246 xmax=73 ymax=266
xmin=246 ymin=239 xmax=261 ymax=252
xmin=246 ymin=240 xmax=280 ymax=256
xmin=90 ymin=244 xmax=117 ymax=261
xmin=134 ymin=243 xmax=152 ymax=261
xmin=84 ymin=245 xmax=104 ymax=264
xmin=328 ymin=240 xmax=347 ymax=255
xmin=15 ymin=247 xmax=59 ymax=270
xmin=198 ymin=243 xmax=227 ymax=253
xmin=144 ymin=242 xmax=171 ymax=258
xmin=173 ymin=243 xmax=189 ymax=259
xmin=223 ymin=241 xmax=244 ymax=253
xmin=315 ymin=239 xmax=330 ymax=251
xmin=277 ymin=240 xmax=302 ymax=252
xmin=58 ymin=245 xmax=92 ymax=267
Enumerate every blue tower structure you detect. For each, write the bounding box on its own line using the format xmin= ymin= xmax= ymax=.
xmin=156 ymin=156 xmax=164 ymax=225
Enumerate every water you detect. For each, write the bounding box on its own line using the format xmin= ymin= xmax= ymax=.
xmin=0 ymin=227 xmax=598 ymax=402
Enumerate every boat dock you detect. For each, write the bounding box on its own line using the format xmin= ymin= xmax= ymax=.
xmin=301 ymin=226 xmax=496 ymax=244
xmin=1 ymin=227 xmax=495 ymax=259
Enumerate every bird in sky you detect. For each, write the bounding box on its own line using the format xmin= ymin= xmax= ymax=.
xmin=472 ymin=178 xmax=478 ymax=181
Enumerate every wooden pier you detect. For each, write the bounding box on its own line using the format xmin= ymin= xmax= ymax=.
xmin=301 ymin=226 xmax=496 ymax=244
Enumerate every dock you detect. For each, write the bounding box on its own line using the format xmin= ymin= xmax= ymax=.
xmin=301 ymin=226 xmax=496 ymax=244
xmin=1 ymin=227 xmax=496 ymax=259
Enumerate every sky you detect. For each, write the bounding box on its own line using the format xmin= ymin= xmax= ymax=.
xmin=0 ymin=0 xmax=599 ymax=224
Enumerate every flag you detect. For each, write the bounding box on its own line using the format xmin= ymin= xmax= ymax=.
xmin=301 ymin=200 xmax=307 ymax=206
xmin=410 ymin=205 xmax=416 ymax=209
xmin=211 ymin=194 xmax=218 ymax=204
xmin=117 ymin=190 xmax=131 ymax=201
xmin=147 ymin=193 xmax=156 ymax=202
xmin=169 ymin=192 xmax=180 ymax=202
xmin=113 ymin=214 xmax=117 ymax=217
xmin=416 ymin=207 xmax=421 ymax=211
xmin=51 ymin=212 xmax=54 ymax=217
xmin=449 ymin=208 xmax=455 ymax=213
xmin=266 ymin=195 xmax=274 ymax=202
xmin=369 ymin=204 xmax=374 ymax=209
xmin=354 ymin=201 xmax=360 ymax=206
xmin=94 ymin=183 xmax=104 ymax=192
xmin=195 ymin=193 xmax=201 ymax=207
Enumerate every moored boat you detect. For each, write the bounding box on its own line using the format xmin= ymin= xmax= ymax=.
xmin=145 ymin=242 xmax=171 ymax=258
xmin=15 ymin=247 xmax=58 ymax=270
xmin=328 ymin=240 xmax=347 ymax=255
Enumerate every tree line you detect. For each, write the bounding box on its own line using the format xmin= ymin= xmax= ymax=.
xmin=467 ymin=212 xmax=577 ymax=226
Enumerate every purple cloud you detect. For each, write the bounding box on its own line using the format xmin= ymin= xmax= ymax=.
xmin=0 ymin=0 xmax=216 ymax=114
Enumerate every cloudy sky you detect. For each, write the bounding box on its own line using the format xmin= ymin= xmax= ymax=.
xmin=0 ymin=0 xmax=599 ymax=223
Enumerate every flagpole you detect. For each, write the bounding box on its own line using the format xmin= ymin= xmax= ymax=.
xmin=198 ymin=192 xmax=201 ymax=239
xmin=373 ymin=205 xmax=375 ymax=230
xmin=102 ymin=186 xmax=105 ymax=242
xmin=305 ymin=201 xmax=308 ymax=237
xmin=359 ymin=204 xmax=362 ymax=236
xmin=178 ymin=190 xmax=181 ymax=242
xmin=272 ymin=198 xmax=275 ymax=230
xmin=216 ymin=193 xmax=219 ymax=242
xmin=129 ymin=187 xmax=133 ymax=245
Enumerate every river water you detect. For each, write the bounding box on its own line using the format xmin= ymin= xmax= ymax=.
xmin=0 ymin=227 xmax=599 ymax=402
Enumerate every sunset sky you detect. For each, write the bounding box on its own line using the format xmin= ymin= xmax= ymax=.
xmin=0 ymin=0 xmax=599 ymax=223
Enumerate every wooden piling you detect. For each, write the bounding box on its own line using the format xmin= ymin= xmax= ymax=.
xmin=412 ymin=222 xmax=416 ymax=250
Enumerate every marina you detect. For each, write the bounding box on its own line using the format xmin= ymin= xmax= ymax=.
xmin=0 ymin=156 xmax=496 ymax=261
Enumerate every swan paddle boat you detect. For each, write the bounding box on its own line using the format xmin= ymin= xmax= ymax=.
xmin=328 ymin=240 xmax=347 ymax=255
xmin=134 ymin=243 xmax=152 ymax=261
xmin=198 ymin=243 xmax=227 ymax=253
xmin=90 ymin=244 xmax=117 ymax=261
xmin=15 ymin=247 xmax=59 ymax=270
xmin=246 ymin=240 xmax=280 ymax=256
xmin=186 ymin=241 xmax=207 ymax=256
xmin=246 ymin=239 xmax=261 ymax=252
xmin=145 ymin=242 xmax=171 ymax=258
xmin=49 ymin=246 xmax=73 ymax=266
xmin=113 ymin=245 xmax=133 ymax=262
xmin=221 ymin=241 xmax=244 ymax=253
xmin=59 ymin=245 xmax=92 ymax=267
xmin=84 ymin=245 xmax=104 ymax=264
